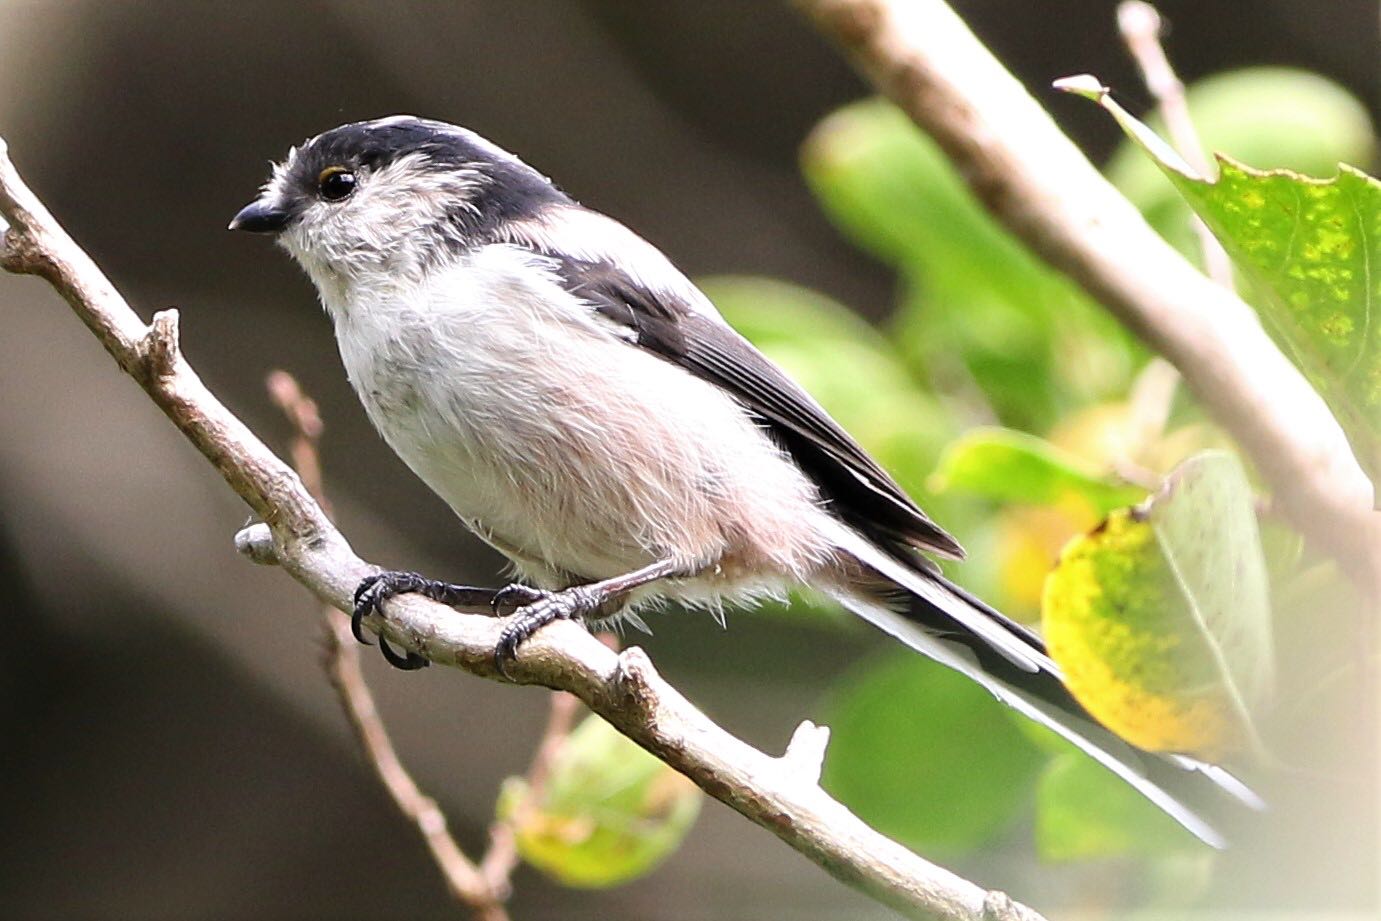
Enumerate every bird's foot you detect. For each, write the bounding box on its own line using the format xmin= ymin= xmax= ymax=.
xmin=353 ymin=570 xmax=497 ymax=671
xmin=493 ymin=583 xmax=600 ymax=679
xmin=490 ymin=582 xmax=547 ymax=614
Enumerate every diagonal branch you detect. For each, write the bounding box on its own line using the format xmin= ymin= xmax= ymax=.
xmin=792 ymin=0 xmax=1380 ymax=587
xmin=0 ymin=138 xmax=1045 ymax=921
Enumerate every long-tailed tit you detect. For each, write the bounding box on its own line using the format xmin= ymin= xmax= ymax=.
xmin=231 ymin=116 xmax=1260 ymax=845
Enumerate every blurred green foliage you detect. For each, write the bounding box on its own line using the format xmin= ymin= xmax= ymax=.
xmin=702 ymin=66 xmax=1371 ymax=884
xmin=1035 ymin=751 xmax=1190 ymax=861
xmin=801 ymin=100 xmax=1142 ymax=434
xmin=931 ymin=426 xmax=1145 ymax=513
xmin=820 ymin=650 xmax=1047 ymax=855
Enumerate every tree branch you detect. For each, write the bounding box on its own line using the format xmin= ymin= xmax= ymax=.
xmin=0 ymin=138 xmax=1044 ymax=920
xmin=792 ymin=0 xmax=1379 ymax=585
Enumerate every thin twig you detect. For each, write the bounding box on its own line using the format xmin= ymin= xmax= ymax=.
xmin=793 ymin=0 xmax=1379 ymax=593
xmin=323 ymin=615 xmax=510 ymax=921
xmin=1114 ymin=2 xmax=1205 ymax=176
xmin=0 ymin=137 xmax=1043 ymax=918
xmin=478 ymin=630 xmax=618 ymax=890
xmin=1125 ymin=356 xmax=1178 ymax=450
xmin=1115 ymin=2 xmax=1232 ymax=493
xmin=266 ymin=370 xmax=331 ymax=515
xmin=267 ymin=370 xmax=510 ymax=921
xmin=479 ymin=689 xmax=583 ymax=893
xmin=1117 ymin=0 xmax=1234 ymax=286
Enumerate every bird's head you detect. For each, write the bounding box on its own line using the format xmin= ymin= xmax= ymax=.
xmin=230 ymin=115 xmax=567 ymax=294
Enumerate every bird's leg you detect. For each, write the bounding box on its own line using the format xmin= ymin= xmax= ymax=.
xmin=353 ymin=570 xmax=498 ymax=670
xmin=492 ymin=558 xmax=689 ymax=678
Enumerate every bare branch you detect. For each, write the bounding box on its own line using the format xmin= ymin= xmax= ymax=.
xmin=0 ymin=137 xmax=1045 ymax=920
xmin=1115 ymin=2 xmax=1204 ymax=173
xmin=1117 ymin=0 xmax=1233 ymax=286
xmin=792 ymin=0 xmax=1379 ymax=588
xmin=235 ymin=521 xmax=279 ymax=566
xmin=268 ymin=370 xmax=509 ymax=921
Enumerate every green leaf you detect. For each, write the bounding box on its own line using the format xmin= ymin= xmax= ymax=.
xmin=1107 ymin=67 xmax=1375 ymax=262
xmin=1063 ymin=75 xmax=1381 ymax=496
xmin=821 ymin=650 xmax=1046 ymax=855
xmin=1041 ymin=450 xmax=1274 ymax=759
xmin=1035 ymin=751 xmax=1200 ymax=860
xmin=930 ymin=426 xmax=1146 ymax=513
xmin=803 ymin=100 xmax=1030 ymax=280
xmin=497 ymin=714 xmax=701 ymax=888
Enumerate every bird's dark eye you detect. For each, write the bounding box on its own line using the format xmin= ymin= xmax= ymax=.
xmin=317 ymin=167 xmax=356 ymax=202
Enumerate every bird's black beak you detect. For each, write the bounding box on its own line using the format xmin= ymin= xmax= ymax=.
xmin=228 ymin=200 xmax=290 ymax=234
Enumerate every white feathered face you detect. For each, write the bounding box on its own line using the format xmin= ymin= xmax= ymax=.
xmin=275 ymin=150 xmax=486 ymax=286
xmin=229 ymin=115 xmax=567 ymax=286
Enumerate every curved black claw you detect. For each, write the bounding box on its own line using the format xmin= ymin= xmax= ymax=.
xmin=494 ymin=617 xmax=543 ymax=679
xmin=352 ymin=573 xmax=390 ymax=645
xmin=353 ymin=571 xmax=428 ymax=645
xmin=493 ymin=586 xmax=598 ymax=679
xmin=378 ymin=635 xmax=430 ymax=670
xmin=491 ymin=582 xmax=546 ymax=615
xmin=352 ymin=570 xmax=494 ymax=669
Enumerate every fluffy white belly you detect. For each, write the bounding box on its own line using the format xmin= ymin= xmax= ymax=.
xmin=328 ymin=246 xmax=829 ymax=590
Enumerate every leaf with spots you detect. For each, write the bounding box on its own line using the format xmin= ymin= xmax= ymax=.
xmin=1042 ymin=451 xmax=1273 ymax=760
xmin=1105 ymin=68 xmax=1376 ymax=267
xmin=1060 ymin=75 xmax=1381 ymax=497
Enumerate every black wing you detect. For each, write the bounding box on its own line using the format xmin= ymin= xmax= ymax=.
xmin=550 ymin=254 xmax=965 ymax=564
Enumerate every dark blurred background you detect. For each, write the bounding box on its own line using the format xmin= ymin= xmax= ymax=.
xmin=1 ymin=1 xmax=1376 ymax=918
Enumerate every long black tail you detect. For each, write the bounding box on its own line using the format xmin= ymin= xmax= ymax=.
xmin=827 ymin=532 xmax=1263 ymax=847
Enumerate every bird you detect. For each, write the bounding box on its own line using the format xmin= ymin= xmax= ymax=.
xmin=230 ymin=114 xmax=1261 ymax=846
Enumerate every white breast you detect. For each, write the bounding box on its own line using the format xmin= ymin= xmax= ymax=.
xmin=327 ymin=244 xmax=834 ymax=598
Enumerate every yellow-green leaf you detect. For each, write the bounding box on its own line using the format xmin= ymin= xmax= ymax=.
xmin=1041 ymin=451 xmax=1273 ymax=759
xmin=1061 ymin=75 xmax=1381 ymax=496
xmin=497 ymin=714 xmax=701 ymax=888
